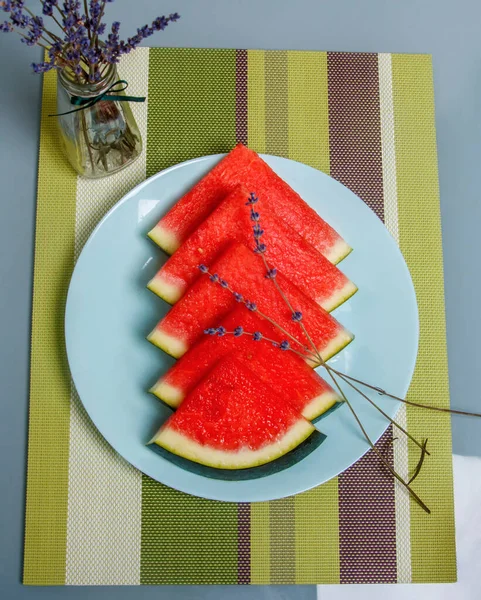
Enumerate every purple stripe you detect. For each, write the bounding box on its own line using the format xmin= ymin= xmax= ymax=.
xmin=339 ymin=428 xmax=397 ymax=583
xmin=235 ymin=49 xmax=248 ymax=145
xmin=327 ymin=51 xmax=397 ymax=583
xmin=235 ymin=49 xmax=251 ymax=585
xmin=237 ymin=503 xmax=251 ymax=584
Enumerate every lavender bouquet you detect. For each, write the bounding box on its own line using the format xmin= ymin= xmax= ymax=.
xmin=1 ymin=1 xmax=180 ymax=177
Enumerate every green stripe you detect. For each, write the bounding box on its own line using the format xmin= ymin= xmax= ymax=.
xmin=141 ymin=47 xmax=238 ymax=584
xmin=265 ymin=51 xmax=289 ymax=158
xmin=23 ymin=70 xmax=77 ymax=585
xmin=263 ymin=49 xmax=297 ymax=583
xmin=141 ymin=485 xmax=238 ymax=584
xmin=287 ymin=51 xmax=331 ymax=174
xmin=247 ymin=50 xmax=266 ymax=153
xmin=295 ymin=480 xmax=340 ymax=584
xmin=145 ymin=48 xmax=238 ymax=177
xmin=286 ymin=50 xmax=340 ymax=584
xmin=246 ymin=50 xmax=272 ymax=584
xmin=250 ymin=501 xmax=271 ymax=584
xmin=270 ymin=499 xmax=295 ymax=584
xmin=391 ymin=54 xmax=456 ymax=582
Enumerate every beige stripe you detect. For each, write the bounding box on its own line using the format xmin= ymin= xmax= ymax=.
xmin=65 ymin=48 xmax=149 ymax=585
xmin=379 ymin=52 xmax=411 ymax=583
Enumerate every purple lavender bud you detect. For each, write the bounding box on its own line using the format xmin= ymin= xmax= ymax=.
xmin=280 ymin=340 xmax=290 ymax=351
xmin=169 ymin=12 xmax=180 ymax=21
xmin=216 ymin=326 xmax=226 ymax=337
xmin=42 ymin=3 xmax=53 ymax=16
xmin=198 ymin=264 xmax=208 ymax=273
xmin=31 ymin=61 xmax=55 ymax=73
xmin=234 ymin=292 xmax=243 ymax=303
xmin=234 ymin=326 xmax=243 ymax=337
xmin=153 ymin=16 xmax=168 ymax=30
xmin=209 ymin=273 xmax=219 ymax=283
xmin=291 ymin=311 xmax=303 ymax=322
xmin=112 ymin=21 xmax=120 ymax=34
xmin=10 ymin=8 xmax=29 ymax=28
xmin=219 ymin=279 xmax=228 ymax=289
xmin=245 ymin=192 xmax=259 ymax=205
xmin=253 ymin=223 xmax=264 ymax=239
xmin=204 ymin=328 xmax=217 ymax=336
xmin=0 ymin=20 xmax=12 ymax=32
xmin=265 ymin=268 xmax=277 ymax=279
xmin=250 ymin=209 xmax=260 ymax=222
xmin=252 ymin=331 xmax=262 ymax=341
xmin=63 ymin=13 xmax=76 ymax=28
xmin=1 ymin=1 xmax=12 ymax=13
xmin=245 ymin=301 xmax=257 ymax=312
xmin=254 ymin=243 xmax=267 ymax=254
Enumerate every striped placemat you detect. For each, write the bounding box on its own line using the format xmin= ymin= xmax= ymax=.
xmin=24 ymin=48 xmax=456 ymax=585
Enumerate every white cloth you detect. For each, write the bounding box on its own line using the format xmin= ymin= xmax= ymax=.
xmin=318 ymin=454 xmax=481 ymax=600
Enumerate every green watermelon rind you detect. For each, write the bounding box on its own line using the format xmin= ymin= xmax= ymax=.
xmin=318 ymin=279 xmax=358 ymax=313
xmin=327 ymin=238 xmax=353 ymax=265
xmin=311 ymin=400 xmax=344 ymax=424
xmin=299 ymin=391 xmax=340 ymax=421
xmin=148 ymin=224 xmax=179 ymax=255
xmin=149 ymin=417 xmax=316 ymax=470
xmin=149 ymin=429 xmax=327 ymax=480
xmin=149 ymin=380 xmax=183 ymax=408
xmin=147 ymin=329 xmax=187 ymax=359
xmin=147 ymin=273 xmax=181 ymax=305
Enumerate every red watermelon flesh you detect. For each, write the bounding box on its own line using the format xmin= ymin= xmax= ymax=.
xmin=151 ymin=306 xmax=340 ymax=421
xmin=148 ymin=144 xmax=351 ymax=264
xmin=148 ymin=242 xmax=353 ymax=360
xmin=150 ymin=355 xmax=316 ymax=469
xmin=148 ymin=186 xmax=357 ymax=311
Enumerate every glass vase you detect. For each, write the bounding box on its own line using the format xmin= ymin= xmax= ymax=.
xmin=56 ymin=64 xmax=142 ymax=178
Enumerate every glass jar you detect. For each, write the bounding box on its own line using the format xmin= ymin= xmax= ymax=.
xmin=56 ymin=64 xmax=142 ymax=178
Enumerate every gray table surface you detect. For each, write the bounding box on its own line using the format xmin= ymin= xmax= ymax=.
xmin=1 ymin=0 xmax=480 ymax=598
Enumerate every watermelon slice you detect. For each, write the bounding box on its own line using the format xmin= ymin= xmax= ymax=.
xmin=148 ymin=242 xmax=353 ymax=360
xmin=148 ymin=144 xmax=351 ymax=263
xmin=149 ymin=356 xmax=317 ymax=469
xmin=148 ymin=186 xmax=357 ymax=310
xmin=151 ymin=305 xmax=340 ymax=421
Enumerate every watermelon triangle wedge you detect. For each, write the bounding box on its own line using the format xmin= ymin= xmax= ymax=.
xmin=148 ymin=144 xmax=351 ymax=263
xmin=150 ymin=305 xmax=341 ymax=422
xmin=147 ymin=242 xmax=354 ymax=361
xmin=149 ymin=355 xmax=319 ymax=470
xmin=148 ymin=186 xmax=357 ymax=311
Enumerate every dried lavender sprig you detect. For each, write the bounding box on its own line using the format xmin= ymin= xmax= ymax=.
xmin=198 ymin=264 xmax=319 ymax=361
xmin=203 ymin=327 xmax=310 ymax=360
xmin=260 ymin=251 xmax=322 ymax=364
xmin=22 ymin=4 xmax=63 ymax=44
xmin=245 ymin=194 xmax=324 ymax=364
xmin=328 ymin=366 xmax=430 ymax=455
xmin=328 ymin=368 xmax=481 ymax=419
xmin=324 ymin=367 xmax=431 ymax=513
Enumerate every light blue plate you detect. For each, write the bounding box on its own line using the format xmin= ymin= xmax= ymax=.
xmin=65 ymin=154 xmax=419 ymax=503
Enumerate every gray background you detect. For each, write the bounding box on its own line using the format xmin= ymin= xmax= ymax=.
xmin=1 ymin=0 xmax=480 ymax=598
